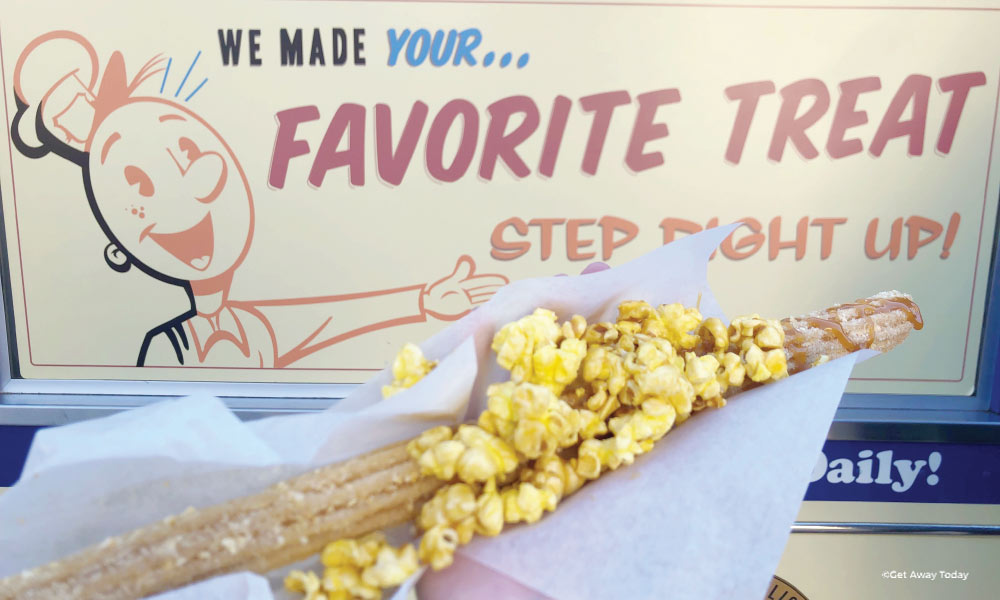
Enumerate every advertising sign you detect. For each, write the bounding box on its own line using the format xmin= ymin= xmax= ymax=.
xmin=1 ymin=1 xmax=998 ymax=392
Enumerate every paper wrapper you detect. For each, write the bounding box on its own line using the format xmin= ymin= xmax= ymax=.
xmin=0 ymin=225 xmax=870 ymax=599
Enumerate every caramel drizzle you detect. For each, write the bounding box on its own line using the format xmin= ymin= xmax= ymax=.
xmin=801 ymin=316 xmax=862 ymax=352
xmin=782 ymin=295 xmax=922 ymax=369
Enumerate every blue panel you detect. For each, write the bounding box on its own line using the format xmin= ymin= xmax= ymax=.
xmin=805 ymin=440 xmax=1000 ymax=504
xmin=0 ymin=425 xmax=41 ymax=487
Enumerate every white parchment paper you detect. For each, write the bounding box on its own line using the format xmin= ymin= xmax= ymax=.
xmin=430 ymin=351 xmax=869 ymax=600
xmin=0 ymin=225 xmax=869 ymax=599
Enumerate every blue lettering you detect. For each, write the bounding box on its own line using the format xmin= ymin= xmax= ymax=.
xmin=407 ymin=29 xmax=431 ymax=66
xmin=430 ymin=30 xmax=458 ymax=67
xmin=453 ymin=28 xmax=482 ymax=66
xmin=387 ymin=28 xmax=410 ymax=66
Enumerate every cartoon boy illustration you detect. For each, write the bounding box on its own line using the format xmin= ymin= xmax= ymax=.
xmin=11 ymin=31 xmax=507 ymax=368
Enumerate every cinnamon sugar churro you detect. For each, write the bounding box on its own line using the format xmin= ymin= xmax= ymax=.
xmin=781 ymin=291 xmax=923 ymax=373
xmin=0 ymin=292 xmax=921 ymax=600
xmin=0 ymin=442 xmax=440 ymax=600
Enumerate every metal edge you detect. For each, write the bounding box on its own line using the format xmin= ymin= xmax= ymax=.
xmin=0 ymin=179 xmax=14 ymax=386
xmin=982 ymin=192 xmax=1000 ymax=414
xmin=827 ymin=414 xmax=1000 ymax=444
xmin=0 ymin=394 xmax=338 ymax=425
xmin=791 ymin=522 xmax=1000 ymax=535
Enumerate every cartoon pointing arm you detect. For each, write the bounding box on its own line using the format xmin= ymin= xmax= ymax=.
xmin=239 ymin=256 xmax=507 ymax=368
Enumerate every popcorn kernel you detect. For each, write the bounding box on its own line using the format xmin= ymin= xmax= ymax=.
xmin=475 ymin=481 xmax=505 ymax=536
xmin=417 ymin=440 xmax=465 ymax=481
xmin=361 ymin=544 xmax=419 ymax=589
xmin=419 ymin=525 xmax=460 ymax=570
xmin=382 ymin=343 xmax=437 ymax=398
xmin=406 ymin=425 xmax=453 ymax=461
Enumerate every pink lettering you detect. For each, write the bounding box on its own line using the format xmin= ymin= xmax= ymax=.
xmin=480 ymin=95 xmax=540 ymax=180
xmin=308 ymin=103 xmax=365 ymax=187
xmin=598 ymin=216 xmax=638 ymax=260
xmin=491 ymin=217 xmax=530 ymax=260
xmin=579 ymin=90 xmax=631 ymax=175
xmin=268 ymin=105 xmax=320 ymax=188
xmin=374 ymin=102 xmax=428 ymax=186
xmin=870 ymin=74 xmax=931 ymax=157
xmin=538 ymin=95 xmax=572 ymax=177
xmin=724 ymin=81 xmax=776 ymax=165
xmin=937 ymin=72 xmax=987 ymax=154
xmin=625 ymin=89 xmax=680 ymax=172
xmin=769 ymin=79 xmax=830 ymax=162
xmin=826 ymin=77 xmax=881 ymax=159
xmin=425 ymin=99 xmax=478 ymax=182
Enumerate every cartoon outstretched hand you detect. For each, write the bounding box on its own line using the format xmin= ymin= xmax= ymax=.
xmin=421 ymin=255 xmax=508 ymax=321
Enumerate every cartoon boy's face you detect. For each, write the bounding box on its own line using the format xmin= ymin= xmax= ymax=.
xmin=88 ymin=99 xmax=253 ymax=282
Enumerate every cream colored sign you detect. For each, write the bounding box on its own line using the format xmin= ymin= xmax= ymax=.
xmin=765 ymin=575 xmax=810 ymax=600
xmin=0 ymin=0 xmax=998 ymax=391
xmin=777 ymin=502 xmax=1000 ymax=600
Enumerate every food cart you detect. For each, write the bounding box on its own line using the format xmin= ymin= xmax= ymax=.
xmin=1 ymin=1 xmax=998 ymax=598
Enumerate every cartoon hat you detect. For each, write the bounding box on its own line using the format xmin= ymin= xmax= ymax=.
xmin=13 ymin=31 xmax=164 ymax=164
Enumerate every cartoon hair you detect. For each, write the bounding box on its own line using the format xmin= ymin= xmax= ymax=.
xmin=12 ymin=31 xmax=165 ymax=273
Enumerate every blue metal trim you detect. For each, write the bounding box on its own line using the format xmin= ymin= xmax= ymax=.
xmin=791 ymin=522 xmax=1000 ymax=536
xmin=0 ymin=425 xmax=39 ymax=487
xmin=983 ymin=196 xmax=1000 ymax=414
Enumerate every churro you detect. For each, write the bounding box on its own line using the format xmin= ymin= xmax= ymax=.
xmin=0 ymin=442 xmax=440 ymax=600
xmin=0 ymin=292 xmax=921 ymax=600
xmin=782 ymin=291 xmax=923 ymax=373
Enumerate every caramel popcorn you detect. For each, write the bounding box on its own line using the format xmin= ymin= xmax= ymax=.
xmin=647 ymin=302 xmax=704 ymax=350
xmin=454 ymin=425 xmax=520 ymax=482
xmin=405 ymin=425 xmax=453 ymax=459
xmin=285 ymin=570 xmax=324 ymax=600
xmin=609 ymin=399 xmax=676 ymax=447
xmin=474 ymin=479 xmax=505 ymax=536
xmin=361 ymin=544 xmax=419 ymax=589
xmin=698 ymin=317 xmax=729 ymax=354
xmin=684 ymin=352 xmax=722 ymax=402
xmin=291 ymin=300 xmax=803 ymax=600
xmin=744 ymin=344 xmax=789 ymax=383
xmin=491 ymin=308 xmax=588 ymax=395
xmin=636 ymin=365 xmax=694 ymax=422
xmin=480 ymin=382 xmax=589 ymax=459
xmin=322 ymin=566 xmax=367 ymax=600
xmin=522 ymin=454 xmax=585 ymax=500
xmin=321 ymin=533 xmax=385 ymax=569
xmin=718 ymin=352 xmax=746 ymax=389
xmin=381 ymin=343 xmax=437 ymax=398
xmin=581 ymin=346 xmax=627 ymax=397
xmin=412 ymin=425 xmax=519 ymax=484
xmin=491 ymin=308 xmax=562 ymax=381
xmin=501 ymin=482 xmax=558 ymax=524
xmin=286 ymin=531 xmax=416 ymax=600
xmin=415 ymin=439 xmax=465 ymax=481
xmin=418 ymin=483 xmax=477 ymax=532
xmin=575 ymin=437 xmax=630 ymax=477
xmin=419 ymin=525 xmax=460 ymax=570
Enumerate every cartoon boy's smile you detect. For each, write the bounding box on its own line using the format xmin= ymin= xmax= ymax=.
xmin=146 ymin=213 xmax=214 ymax=271
xmin=87 ymin=99 xmax=254 ymax=283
